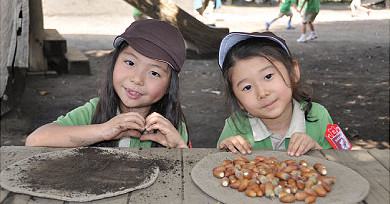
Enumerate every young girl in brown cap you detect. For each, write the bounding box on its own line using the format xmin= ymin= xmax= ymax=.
xmin=217 ymin=32 xmax=333 ymax=156
xmin=26 ymin=19 xmax=189 ymax=148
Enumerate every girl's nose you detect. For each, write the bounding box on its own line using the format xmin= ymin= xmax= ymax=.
xmin=130 ymin=69 xmax=144 ymax=86
xmin=257 ymin=86 xmax=269 ymax=100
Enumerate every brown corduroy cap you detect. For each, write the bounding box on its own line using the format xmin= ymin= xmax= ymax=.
xmin=113 ymin=19 xmax=186 ymax=72
xmin=218 ymin=31 xmax=291 ymax=69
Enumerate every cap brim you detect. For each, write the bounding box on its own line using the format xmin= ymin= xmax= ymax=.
xmin=113 ymin=36 xmax=125 ymax=48
xmin=218 ymin=32 xmax=291 ymax=69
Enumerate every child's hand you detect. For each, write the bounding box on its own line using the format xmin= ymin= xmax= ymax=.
xmin=102 ymin=112 xmax=145 ymax=140
xmin=287 ymin=132 xmax=322 ymax=157
xmin=140 ymin=112 xmax=188 ymax=148
xmin=219 ymin=136 xmax=252 ymax=155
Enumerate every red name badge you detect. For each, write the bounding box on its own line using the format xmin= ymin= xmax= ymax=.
xmin=325 ymin=124 xmax=352 ymax=150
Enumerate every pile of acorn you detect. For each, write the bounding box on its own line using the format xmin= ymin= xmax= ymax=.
xmin=212 ymin=156 xmax=336 ymax=203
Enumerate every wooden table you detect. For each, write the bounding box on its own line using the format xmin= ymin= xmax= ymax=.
xmin=0 ymin=147 xmax=389 ymax=204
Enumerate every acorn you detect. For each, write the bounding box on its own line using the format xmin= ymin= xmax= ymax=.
xmin=235 ymin=170 xmax=244 ymax=180
xmin=222 ymin=159 xmax=233 ymax=165
xmin=213 ymin=170 xmax=224 ymax=178
xmin=305 ymin=195 xmax=317 ymax=203
xmin=295 ymin=191 xmax=309 ymax=201
xmin=229 ymin=175 xmax=237 ymax=184
xmin=304 ymin=187 xmax=318 ymax=197
xmin=255 ymin=156 xmax=266 ymax=161
xmin=230 ymin=180 xmax=240 ymax=189
xmin=265 ymin=182 xmax=275 ymax=198
xmin=318 ymin=176 xmax=336 ymax=185
xmin=245 ymin=189 xmax=257 ymax=197
xmin=235 ymin=156 xmax=249 ymax=163
xmin=276 ymin=171 xmax=290 ymax=180
xmin=279 ymin=194 xmax=295 ymax=203
xmin=312 ymin=184 xmax=327 ymax=197
xmin=221 ymin=177 xmax=229 ymax=187
xmin=238 ymin=179 xmax=249 ymax=192
xmin=299 ymin=160 xmax=308 ymax=166
xmin=225 ymin=167 xmax=236 ymax=177
xmin=256 ymin=188 xmax=264 ymax=197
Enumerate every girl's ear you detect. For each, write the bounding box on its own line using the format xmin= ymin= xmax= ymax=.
xmin=292 ymin=59 xmax=301 ymax=83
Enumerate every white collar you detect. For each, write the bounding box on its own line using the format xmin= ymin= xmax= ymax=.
xmin=249 ymin=99 xmax=306 ymax=141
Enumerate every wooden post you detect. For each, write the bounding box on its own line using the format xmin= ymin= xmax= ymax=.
xmin=387 ymin=0 xmax=389 ymax=9
xmin=28 ymin=0 xmax=47 ymax=71
xmin=1 ymin=0 xmax=29 ymax=115
xmin=123 ymin=0 xmax=229 ymax=55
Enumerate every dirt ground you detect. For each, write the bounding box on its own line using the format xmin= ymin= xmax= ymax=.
xmin=1 ymin=0 xmax=389 ymax=149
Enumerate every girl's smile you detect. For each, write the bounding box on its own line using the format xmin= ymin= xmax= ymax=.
xmin=125 ymin=87 xmax=143 ymax=99
xmin=263 ymin=100 xmax=277 ymax=109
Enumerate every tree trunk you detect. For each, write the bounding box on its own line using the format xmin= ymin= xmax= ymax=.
xmin=123 ymin=0 xmax=229 ymax=55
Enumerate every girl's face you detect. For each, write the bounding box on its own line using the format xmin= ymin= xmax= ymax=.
xmin=231 ymin=57 xmax=295 ymax=122
xmin=113 ymin=45 xmax=171 ymax=115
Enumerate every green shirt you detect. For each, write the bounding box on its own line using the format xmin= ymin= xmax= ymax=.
xmin=133 ymin=8 xmax=143 ymax=16
xmin=280 ymin=0 xmax=297 ymax=13
xmin=217 ymin=102 xmax=333 ymax=150
xmin=55 ymin=98 xmax=188 ymax=147
xmin=299 ymin=0 xmax=320 ymax=13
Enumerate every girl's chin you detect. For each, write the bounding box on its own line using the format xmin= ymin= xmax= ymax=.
xmin=252 ymin=110 xmax=283 ymax=120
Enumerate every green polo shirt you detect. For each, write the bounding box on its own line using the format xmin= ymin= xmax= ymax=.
xmin=280 ymin=0 xmax=297 ymax=13
xmin=217 ymin=102 xmax=333 ymax=150
xmin=55 ymin=98 xmax=188 ymax=147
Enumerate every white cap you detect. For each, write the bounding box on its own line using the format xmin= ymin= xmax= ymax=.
xmin=218 ymin=32 xmax=291 ymax=69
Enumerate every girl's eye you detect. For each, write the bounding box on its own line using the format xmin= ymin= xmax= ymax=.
xmin=264 ymin=74 xmax=273 ymax=80
xmin=243 ymin=85 xmax=252 ymax=91
xmin=150 ymin=71 xmax=160 ymax=77
xmin=125 ymin=60 xmax=135 ymax=66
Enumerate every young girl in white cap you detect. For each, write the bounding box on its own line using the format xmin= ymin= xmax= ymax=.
xmin=217 ymin=32 xmax=333 ymax=156
xmin=26 ymin=19 xmax=189 ymax=148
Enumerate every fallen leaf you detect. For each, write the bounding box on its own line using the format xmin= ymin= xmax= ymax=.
xmin=39 ymin=91 xmax=49 ymax=96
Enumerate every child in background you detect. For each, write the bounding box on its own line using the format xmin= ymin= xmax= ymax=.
xmin=350 ymin=0 xmax=371 ymax=17
xmin=133 ymin=7 xmax=148 ymax=21
xmin=217 ymin=32 xmax=333 ymax=156
xmin=26 ymin=19 xmax=189 ymax=148
xmin=266 ymin=0 xmax=299 ymax=31
xmin=296 ymin=0 xmax=320 ymax=43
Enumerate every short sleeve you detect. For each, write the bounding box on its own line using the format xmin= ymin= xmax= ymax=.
xmin=307 ymin=103 xmax=333 ymax=149
xmin=55 ymin=98 xmax=99 ymax=126
xmin=178 ymin=122 xmax=189 ymax=144
xmin=217 ymin=118 xmax=235 ymax=148
xmin=317 ymin=106 xmax=333 ymax=149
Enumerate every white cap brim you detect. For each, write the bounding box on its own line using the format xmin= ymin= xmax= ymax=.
xmin=218 ymin=32 xmax=291 ymax=69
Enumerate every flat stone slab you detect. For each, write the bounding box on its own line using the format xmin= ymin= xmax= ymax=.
xmin=0 ymin=147 xmax=159 ymax=202
xmin=191 ymin=151 xmax=370 ymax=204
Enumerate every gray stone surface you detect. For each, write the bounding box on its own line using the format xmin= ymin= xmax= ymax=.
xmin=182 ymin=148 xmax=219 ymax=204
xmin=0 ymin=148 xmax=158 ymax=202
xmin=130 ymin=148 xmax=182 ymax=204
xmin=191 ymin=151 xmax=370 ymax=204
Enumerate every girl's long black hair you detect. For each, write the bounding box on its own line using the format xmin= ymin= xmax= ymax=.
xmin=221 ymin=38 xmax=315 ymax=132
xmin=91 ymin=42 xmax=186 ymax=147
